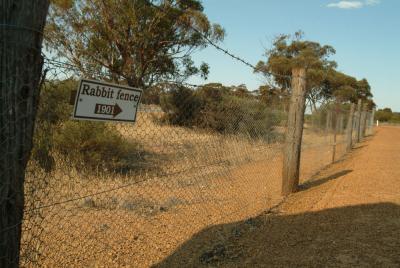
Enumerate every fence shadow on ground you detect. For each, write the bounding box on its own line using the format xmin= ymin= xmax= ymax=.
xmin=154 ymin=202 xmax=400 ymax=267
xmin=298 ymin=169 xmax=353 ymax=191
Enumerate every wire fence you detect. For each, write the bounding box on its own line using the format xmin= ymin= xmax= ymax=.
xmin=301 ymin=104 xmax=374 ymax=183
xmin=16 ymin=60 xmax=283 ymax=267
xmin=0 ymin=2 xmax=376 ymax=265
xmin=0 ymin=32 xmax=376 ymax=267
xmin=0 ymin=56 xmax=370 ymax=267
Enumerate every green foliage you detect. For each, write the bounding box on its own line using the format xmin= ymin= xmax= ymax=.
xmin=31 ymin=80 xmax=76 ymax=171
xmin=257 ymin=85 xmax=289 ymax=111
xmin=31 ymin=122 xmax=56 ymax=172
xmin=160 ymin=86 xmax=202 ymax=127
xmin=255 ymin=31 xmax=336 ymax=91
xmin=326 ymin=71 xmax=374 ymax=104
xmin=37 ymin=80 xmax=74 ymax=123
xmin=160 ymin=84 xmax=281 ymax=141
xmin=391 ymin=113 xmax=400 ymax=123
xmin=46 ymin=0 xmax=224 ymax=87
xmin=141 ymin=85 xmax=164 ymax=105
xmin=32 ymin=80 xmax=142 ymax=173
xmin=306 ymin=102 xmax=351 ymax=132
xmin=375 ymin=108 xmax=400 ymax=123
xmin=53 ymin=121 xmax=142 ymax=173
xmin=255 ymin=31 xmax=374 ymax=108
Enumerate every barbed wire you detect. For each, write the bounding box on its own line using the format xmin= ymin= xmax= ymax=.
xmin=43 ymin=56 xmax=204 ymax=89
xmin=148 ymin=1 xmax=295 ymax=80
xmin=43 ymin=56 xmax=341 ymax=104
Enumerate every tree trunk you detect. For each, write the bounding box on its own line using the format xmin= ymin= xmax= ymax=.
xmin=0 ymin=1 xmax=49 ymax=267
xmin=282 ymin=68 xmax=307 ymax=196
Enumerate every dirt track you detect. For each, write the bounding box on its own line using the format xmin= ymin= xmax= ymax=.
xmin=155 ymin=126 xmax=400 ymax=267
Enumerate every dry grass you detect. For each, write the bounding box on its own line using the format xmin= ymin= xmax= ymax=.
xmin=21 ymin=109 xmax=347 ymax=267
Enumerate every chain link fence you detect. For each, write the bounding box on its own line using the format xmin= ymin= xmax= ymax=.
xmin=18 ymin=60 xmax=286 ymax=267
xmin=1 ymin=58 xmax=374 ymax=267
xmin=301 ymin=104 xmax=374 ymax=184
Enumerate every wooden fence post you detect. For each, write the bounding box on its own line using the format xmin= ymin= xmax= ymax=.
xmin=338 ymin=113 xmax=344 ymax=134
xmin=332 ymin=103 xmax=340 ymax=163
xmin=325 ymin=109 xmax=332 ymax=133
xmin=0 ymin=1 xmax=49 ymax=267
xmin=361 ymin=104 xmax=368 ymax=138
xmin=369 ymin=108 xmax=376 ymax=135
xmin=282 ymin=68 xmax=307 ymax=196
xmin=346 ymin=103 xmax=356 ymax=151
xmin=356 ymin=99 xmax=362 ymax=143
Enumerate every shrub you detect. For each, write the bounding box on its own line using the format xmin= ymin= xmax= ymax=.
xmin=53 ymin=121 xmax=143 ymax=173
xmin=31 ymin=80 xmax=76 ymax=171
xmin=31 ymin=122 xmax=56 ymax=172
xmin=32 ymin=79 xmax=144 ymax=173
xmin=36 ymin=80 xmax=74 ymax=124
xmin=160 ymin=85 xmax=280 ymax=140
xmin=141 ymin=85 xmax=164 ymax=105
xmin=212 ymin=95 xmax=279 ymax=139
xmin=160 ymin=86 xmax=202 ymax=126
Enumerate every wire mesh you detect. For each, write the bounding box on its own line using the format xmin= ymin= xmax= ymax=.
xmin=1 ymin=56 xmax=375 ymax=267
xmin=301 ymin=104 xmax=354 ymax=182
xmin=14 ymin=60 xmax=286 ymax=267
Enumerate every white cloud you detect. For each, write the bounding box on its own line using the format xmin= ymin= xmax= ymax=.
xmin=327 ymin=0 xmax=381 ymax=9
xmin=327 ymin=1 xmax=364 ymax=9
xmin=366 ymin=0 xmax=381 ymax=6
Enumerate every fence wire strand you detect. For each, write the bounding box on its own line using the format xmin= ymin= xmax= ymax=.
xmin=1 ymin=47 xmax=375 ymax=268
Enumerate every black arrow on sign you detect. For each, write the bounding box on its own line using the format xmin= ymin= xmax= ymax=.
xmin=113 ymin=103 xmax=122 ymax=117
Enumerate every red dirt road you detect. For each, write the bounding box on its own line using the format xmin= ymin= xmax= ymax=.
xmin=156 ymin=126 xmax=400 ymax=267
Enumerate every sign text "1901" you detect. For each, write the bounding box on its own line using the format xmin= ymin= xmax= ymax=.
xmin=94 ymin=103 xmax=122 ymax=118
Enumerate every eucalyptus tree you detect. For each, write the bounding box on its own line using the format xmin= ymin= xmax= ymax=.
xmin=255 ymin=32 xmax=337 ymax=112
xmin=46 ymin=0 xmax=225 ymax=88
xmin=325 ymin=70 xmax=374 ymax=105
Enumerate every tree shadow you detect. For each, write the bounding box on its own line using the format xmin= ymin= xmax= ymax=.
xmin=153 ymin=203 xmax=400 ymax=267
xmin=298 ymin=169 xmax=353 ymax=191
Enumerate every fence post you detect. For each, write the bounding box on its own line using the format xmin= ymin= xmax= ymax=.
xmin=338 ymin=113 xmax=344 ymax=134
xmin=356 ymin=99 xmax=362 ymax=143
xmin=360 ymin=103 xmax=368 ymax=139
xmin=369 ymin=108 xmax=376 ymax=135
xmin=346 ymin=103 xmax=356 ymax=151
xmin=332 ymin=103 xmax=340 ymax=163
xmin=0 ymin=2 xmax=49 ymax=266
xmin=282 ymin=68 xmax=307 ymax=196
xmin=325 ymin=108 xmax=332 ymax=133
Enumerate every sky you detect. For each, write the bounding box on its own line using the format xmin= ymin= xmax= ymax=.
xmin=188 ymin=0 xmax=400 ymax=111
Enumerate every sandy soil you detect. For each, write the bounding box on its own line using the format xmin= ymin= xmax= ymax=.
xmin=19 ymin=113 xmax=350 ymax=267
xmin=155 ymin=126 xmax=400 ymax=267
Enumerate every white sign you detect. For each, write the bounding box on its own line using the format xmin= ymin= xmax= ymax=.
xmin=73 ymin=79 xmax=142 ymax=123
